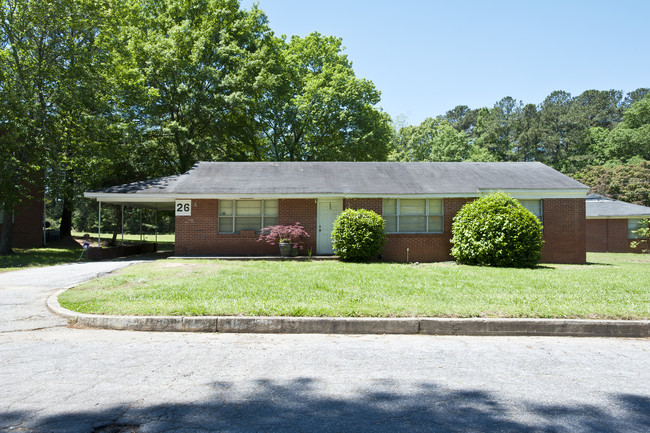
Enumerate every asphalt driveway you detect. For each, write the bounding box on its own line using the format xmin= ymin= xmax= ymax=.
xmin=0 ymin=260 xmax=649 ymax=432
xmin=0 ymin=261 xmax=137 ymax=333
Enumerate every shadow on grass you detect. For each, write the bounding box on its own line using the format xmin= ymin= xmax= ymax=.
xmin=0 ymin=246 xmax=81 ymax=271
xmin=1 ymin=379 xmax=648 ymax=432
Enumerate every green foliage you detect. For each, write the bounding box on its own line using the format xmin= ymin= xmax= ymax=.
xmin=440 ymin=105 xmax=479 ymax=134
xmin=433 ymin=88 xmax=647 ymax=174
xmin=0 ymin=0 xmax=117 ymax=249
xmin=391 ymin=117 xmax=494 ymax=162
xmin=331 ymin=209 xmax=386 ymax=261
xmin=259 ymin=32 xmax=392 ymax=161
xmin=451 ymin=193 xmax=543 ymax=268
xmin=112 ymin=0 xmax=274 ymax=173
xmin=575 ymin=159 xmax=650 ymax=207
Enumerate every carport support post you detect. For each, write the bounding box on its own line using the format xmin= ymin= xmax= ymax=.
xmin=121 ymin=205 xmax=124 ymax=246
xmin=98 ymin=201 xmax=102 ymax=248
xmin=155 ymin=211 xmax=158 ymax=244
xmin=43 ymin=188 xmax=47 ymax=246
xmin=140 ymin=208 xmax=143 ymax=244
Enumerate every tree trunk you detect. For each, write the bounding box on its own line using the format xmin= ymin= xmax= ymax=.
xmin=60 ymin=204 xmax=73 ymax=238
xmin=59 ymin=172 xmax=74 ymax=238
xmin=110 ymin=205 xmax=122 ymax=247
xmin=0 ymin=209 xmax=14 ymax=255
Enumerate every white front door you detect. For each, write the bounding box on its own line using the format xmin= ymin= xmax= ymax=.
xmin=317 ymin=198 xmax=343 ymax=255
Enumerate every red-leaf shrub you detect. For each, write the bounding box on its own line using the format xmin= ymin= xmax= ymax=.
xmin=257 ymin=223 xmax=310 ymax=249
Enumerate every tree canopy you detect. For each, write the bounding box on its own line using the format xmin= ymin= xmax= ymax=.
xmin=0 ymin=0 xmax=392 ymax=252
xmin=1 ymin=0 xmax=648 ymax=255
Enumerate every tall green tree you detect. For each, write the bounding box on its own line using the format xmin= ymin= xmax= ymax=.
xmin=473 ymin=97 xmax=523 ymax=161
xmin=622 ymin=88 xmax=650 ymax=108
xmin=441 ymin=105 xmax=479 ymax=134
xmin=259 ymin=32 xmax=392 ymax=161
xmin=113 ymin=0 xmax=274 ymax=173
xmin=391 ymin=117 xmax=493 ymax=162
xmin=0 ymin=0 xmax=122 ymax=247
xmin=583 ymin=95 xmax=650 ymax=165
xmin=0 ymin=0 xmax=72 ymax=252
xmin=536 ymin=90 xmax=579 ymax=170
xmin=575 ymin=160 xmax=650 ymax=207
xmin=513 ymin=103 xmax=542 ymax=162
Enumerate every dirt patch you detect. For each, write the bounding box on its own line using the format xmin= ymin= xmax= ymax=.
xmin=158 ymin=262 xmax=197 ymax=269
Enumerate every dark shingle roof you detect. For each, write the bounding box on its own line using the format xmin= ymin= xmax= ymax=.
xmin=586 ymin=194 xmax=650 ymax=218
xmin=90 ymin=161 xmax=588 ymax=196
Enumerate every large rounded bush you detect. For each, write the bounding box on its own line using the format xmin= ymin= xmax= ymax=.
xmin=332 ymin=208 xmax=386 ymax=261
xmin=450 ymin=192 xmax=543 ymax=267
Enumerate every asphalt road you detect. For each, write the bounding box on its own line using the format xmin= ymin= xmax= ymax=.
xmin=1 ymin=261 xmax=649 ymax=432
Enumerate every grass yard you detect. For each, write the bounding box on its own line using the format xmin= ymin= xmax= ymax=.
xmin=71 ymin=231 xmax=175 ymax=249
xmin=0 ymin=247 xmax=82 ymax=272
xmin=59 ymin=253 xmax=650 ymax=319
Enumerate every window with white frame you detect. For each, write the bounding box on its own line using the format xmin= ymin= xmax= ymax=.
xmin=628 ymin=218 xmax=646 ymax=239
xmin=218 ymin=200 xmax=278 ymax=233
xmin=519 ymin=199 xmax=543 ymax=223
xmin=383 ymin=198 xmax=443 ymax=233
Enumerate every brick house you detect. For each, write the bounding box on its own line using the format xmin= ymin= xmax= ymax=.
xmin=586 ymin=194 xmax=650 ymax=253
xmin=85 ymin=162 xmax=589 ymax=263
xmin=0 ymin=184 xmax=44 ymax=248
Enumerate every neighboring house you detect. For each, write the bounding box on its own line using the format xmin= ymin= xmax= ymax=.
xmin=85 ymin=161 xmax=589 ymax=263
xmin=0 ymin=184 xmax=44 ymax=248
xmin=586 ymin=194 xmax=650 ymax=253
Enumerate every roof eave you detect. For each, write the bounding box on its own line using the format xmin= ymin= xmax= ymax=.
xmin=84 ymin=188 xmax=589 ymax=202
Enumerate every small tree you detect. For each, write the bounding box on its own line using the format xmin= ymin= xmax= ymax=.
xmin=451 ymin=192 xmax=543 ymax=267
xmin=630 ymin=217 xmax=650 ymax=253
xmin=331 ymin=209 xmax=386 ymax=261
xmin=258 ymin=223 xmax=310 ymax=250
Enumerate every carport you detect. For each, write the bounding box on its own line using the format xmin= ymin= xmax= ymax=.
xmin=84 ymin=175 xmax=178 ymax=249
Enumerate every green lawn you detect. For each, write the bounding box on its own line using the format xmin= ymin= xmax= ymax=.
xmin=71 ymin=231 xmax=175 ymax=248
xmin=0 ymin=247 xmax=82 ymax=272
xmin=58 ymin=253 xmax=650 ymax=319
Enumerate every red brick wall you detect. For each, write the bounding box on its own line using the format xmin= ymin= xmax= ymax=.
xmin=279 ymin=199 xmax=317 ymax=254
xmin=175 ymin=199 xmax=316 ymax=256
xmin=342 ymin=198 xmax=471 ymax=263
xmin=343 ymin=198 xmax=382 ymax=214
xmin=176 ymin=197 xmax=588 ymax=263
xmin=540 ymin=199 xmax=586 ymax=263
xmin=586 ymin=219 xmax=645 ymax=253
xmin=586 ymin=220 xmax=608 ymax=252
xmin=382 ymin=198 xmax=471 ymax=262
xmin=0 ymin=185 xmax=44 ymax=248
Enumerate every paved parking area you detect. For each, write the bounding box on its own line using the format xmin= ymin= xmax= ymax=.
xmin=0 ymin=261 xmax=649 ymax=432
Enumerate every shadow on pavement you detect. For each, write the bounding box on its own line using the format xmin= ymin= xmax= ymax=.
xmin=2 ymin=379 xmax=648 ymax=432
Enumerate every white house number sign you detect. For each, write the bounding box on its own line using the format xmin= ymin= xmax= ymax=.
xmin=175 ymin=200 xmax=192 ymax=216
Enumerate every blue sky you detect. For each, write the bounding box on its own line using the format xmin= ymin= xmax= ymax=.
xmin=242 ymin=0 xmax=649 ymax=125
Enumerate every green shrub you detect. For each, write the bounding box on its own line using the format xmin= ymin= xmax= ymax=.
xmin=450 ymin=192 xmax=543 ymax=267
xmin=332 ymin=209 xmax=386 ymax=261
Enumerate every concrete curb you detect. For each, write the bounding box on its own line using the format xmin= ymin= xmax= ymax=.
xmin=48 ymin=289 xmax=650 ymax=338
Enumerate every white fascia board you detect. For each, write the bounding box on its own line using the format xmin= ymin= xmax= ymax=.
xmin=85 ymin=188 xmax=588 ymax=202
xmin=587 ymin=215 xmax=650 ymax=219
xmin=476 ymin=189 xmax=588 ymax=199
xmin=83 ymin=192 xmax=176 ymax=204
